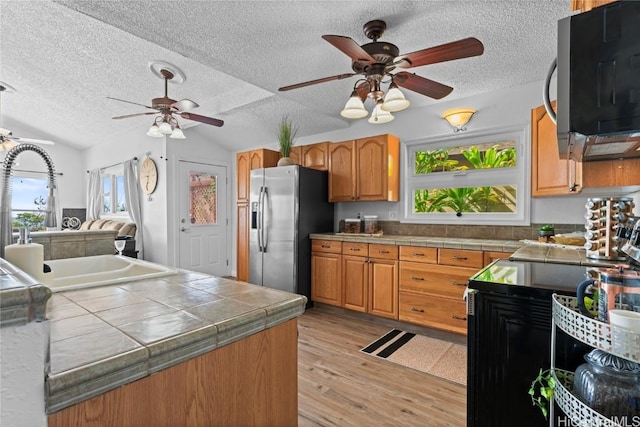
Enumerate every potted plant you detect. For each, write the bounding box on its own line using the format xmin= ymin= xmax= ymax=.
xmin=538 ymin=224 xmax=555 ymax=243
xmin=276 ymin=115 xmax=298 ymax=166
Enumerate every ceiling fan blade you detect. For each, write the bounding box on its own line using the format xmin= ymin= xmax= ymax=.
xmin=171 ymin=99 xmax=199 ymax=112
xmin=107 ymin=96 xmax=156 ymax=110
xmin=279 ymin=73 xmax=357 ymax=91
xmin=112 ymin=112 xmax=157 ymax=120
xmin=394 ymin=37 xmax=485 ymax=69
xmin=322 ymin=35 xmax=376 ymax=63
xmin=11 ymin=136 xmax=55 ymax=145
xmin=179 ymin=112 xmax=224 ymax=127
xmin=394 ymin=72 xmax=453 ymax=100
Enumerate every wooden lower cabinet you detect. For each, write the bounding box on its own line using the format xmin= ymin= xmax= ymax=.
xmin=399 ymin=293 xmax=467 ymax=335
xmin=342 ymin=254 xmax=368 ymax=312
xmin=368 ymin=259 xmax=399 ymax=319
xmin=483 ymin=251 xmax=513 ymax=266
xmin=48 ymin=320 xmax=299 ymax=427
xmin=311 ymin=252 xmax=342 ymax=306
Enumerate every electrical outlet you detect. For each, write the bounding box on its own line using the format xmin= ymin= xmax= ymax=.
xmin=388 ymin=211 xmax=398 ymax=220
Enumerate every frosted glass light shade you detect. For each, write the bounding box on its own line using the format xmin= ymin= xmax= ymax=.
xmin=442 ymin=108 xmax=476 ymax=131
xmin=146 ymin=124 xmax=163 ymax=138
xmin=340 ymin=94 xmax=368 ymax=119
xmin=158 ymin=121 xmax=173 ymax=134
xmin=169 ymin=127 xmax=185 ymax=139
xmin=368 ymin=101 xmax=394 ymax=124
xmin=381 ymin=86 xmax=410 ymax=112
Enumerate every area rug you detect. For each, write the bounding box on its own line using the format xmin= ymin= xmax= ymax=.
xmin=360 ymin=329 xmax=467 ymax=386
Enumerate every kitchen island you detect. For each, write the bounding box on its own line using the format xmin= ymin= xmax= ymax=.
xmin=1 ymin=258 xmax=305 ymax=427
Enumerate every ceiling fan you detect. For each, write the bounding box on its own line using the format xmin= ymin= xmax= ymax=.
xmin=279 ymin=20 xmax=484 ymax=121
xmin=108 ymin=61 xmax=223 ymax=138
xmin=0 ymin=82 xmax=55 ymax=152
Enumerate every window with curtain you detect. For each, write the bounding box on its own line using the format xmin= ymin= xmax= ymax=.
xmin=101 ymin=166 xmax=128 ymax=216
xmin=9 ymin=175 xmax=49 ymax=231
xmin=403 ymin=127 xmax=530 ymax=225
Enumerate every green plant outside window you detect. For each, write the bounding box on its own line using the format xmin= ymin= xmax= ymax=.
xmin=415 ymin=141 xmax=516 ymax=174
xmin=413 ymin=185 xmax=516 ymax=213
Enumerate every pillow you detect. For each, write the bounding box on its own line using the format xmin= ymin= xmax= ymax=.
xmin=79 ymin=220 xmax=95 ymax=230
xmin=101 ymin=221 xmax=126 ymax=232
xmin=89 ymin=219 xmax=110 ymax=230
xmin=118 ymin=223 xmax=137 ymax=237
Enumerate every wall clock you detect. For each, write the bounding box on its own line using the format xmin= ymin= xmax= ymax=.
xmin=140 ymin=157 xmax=158 ymax=195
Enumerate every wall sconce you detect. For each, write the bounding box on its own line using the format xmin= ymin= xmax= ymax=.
xmin=441 ymin=108 xmax=476 ymax=132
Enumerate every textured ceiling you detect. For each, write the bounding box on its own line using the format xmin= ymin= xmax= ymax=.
xmin=0 ymin=1 xmax=571 ymax=152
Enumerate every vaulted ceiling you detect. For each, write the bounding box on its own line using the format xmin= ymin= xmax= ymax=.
xmin=0 ymin=1 xmax=571 ymax=152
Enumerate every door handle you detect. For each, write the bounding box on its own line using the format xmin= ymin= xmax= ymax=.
xmin=181 ymin=227 xmax=189 ymax=232
xmin=258 ymin=186 xmax=264 ymax=252
xmin=262 ymin=187 xmax=269 ymax=252
xmin=411 ymin=307 xmax=425 ymax=313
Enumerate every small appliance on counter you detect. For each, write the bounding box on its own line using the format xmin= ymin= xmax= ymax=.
xmin=584 ymin=196 xmax=635 ymax=261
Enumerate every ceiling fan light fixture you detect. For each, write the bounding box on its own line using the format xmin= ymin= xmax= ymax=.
xmin=340 ymin=91 xmax=368 ymax=119
xmin=146 ymin=123 xmax=163 ymax=138
xmin=381 ymin=83 xmax=410 ymax=112
xmin=169 ymin=126 xmax=185 ymax=139
xmin=442 ymin=108 xmax=476 ymax=132
xmin=158 ymin=120 xmax=173 ymax=135
xmin=368 ymin=100 xmax=394 ymax=124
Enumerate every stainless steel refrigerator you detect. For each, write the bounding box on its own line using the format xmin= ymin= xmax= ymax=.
xmin=249 ymin=165 xmax=334 ymax=299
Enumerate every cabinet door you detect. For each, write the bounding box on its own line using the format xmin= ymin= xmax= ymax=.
xmin=356 ymin=136 xmax=388 ymax=201
xmin=368 ymin=259 xmax=398 ymax=319
xmin=236 ymin=203 xmax=249 ymax=281
xmin=302 ymin=142 xmax=329 ymax=171
xmin=571 ymin=0 xmax=617 ymax=12
xmin=328 ymin=141 xmax=357 ymax=202
xmin=311 ymin=253 xmax=342 ymax=306
xmin=236 ymin=152 xmax=250 ymax=203
xmin=531 ymin=102 xmax=582 ymax=196
xmin=288 ymin=146 xmax=302 ymax=166
xmin=342 ymin=255 xmax=368 ymax=312
xmin=582 ymin=157 xmax=640 ymax=189
xmin=399 ymin=292 xmax=467 ymax=335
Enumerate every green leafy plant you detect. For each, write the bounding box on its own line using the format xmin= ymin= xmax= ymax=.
xmin=12 ymin=212 xmax=45 ymax=231
xmin=539 ymin=225 xmax=555 ymax=232
xmin=529 ymin=368 xmax=563 ymax=420
xmin=277 ymin=115 xmax=298 ymax=158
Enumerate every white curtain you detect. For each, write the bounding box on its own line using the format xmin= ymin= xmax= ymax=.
xmin=123 ymin=159 xmax=144 ymax=259
xmin=86 ymin=169 xmax=102 ymax=220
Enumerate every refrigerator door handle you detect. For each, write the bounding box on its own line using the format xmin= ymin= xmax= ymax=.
xmin=262 ymin=187 xmax=269 ymax=252
xmin=257 ymin=186 xmax=264 ymax=252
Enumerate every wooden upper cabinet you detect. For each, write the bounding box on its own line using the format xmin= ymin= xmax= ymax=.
xmin=302 ymin=142 xmax=329 ymax=171
xmin=531 ymin=102 xmax=582 ymax=197
xmin=328 ymin=141 xmax=358 ymax=202
xmin=236 ymin=149 xmax=280 ymax=203
xmin=328 ymin=134 xmax=400 ymax=202
xmin=582 ymin=158 xmax=640 ymax=190
xmin=288 ymin=146 xmax=302 ymax=166
xmin=571 ymin=0 xmax=617 ymax=12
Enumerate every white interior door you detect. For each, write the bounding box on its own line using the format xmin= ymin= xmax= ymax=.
xmin=178 ymin=160 xmax=228 ymax=276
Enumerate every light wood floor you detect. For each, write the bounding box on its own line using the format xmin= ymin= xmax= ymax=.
xmin=297 ymin=305 xmax=467 ymax=427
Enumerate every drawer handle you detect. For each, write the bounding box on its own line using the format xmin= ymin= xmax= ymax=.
xmin=378 ymin=250 xmax=390 ymax=254
xmin=451 ymin=315 xmax=467 ymax=321
xmin=411 ymin=276 xmax=425 ymax=281
xmin=321 ymin=245 xmax=331 ymax=248
xmin=411 ymin=307 xmax=425 ymax=313
xmin=350 ymin=248 xmax=361 ymax=251
xmin=451 ymin=281 xmax=467 ymax=287
xmin=410 ymin=252 xmax=425 ymax=257
xmin=452 ymin=256 xmax=467 ymax=261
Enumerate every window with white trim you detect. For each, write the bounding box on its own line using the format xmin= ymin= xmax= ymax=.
xmin=403 ymin=127 xmax=530 ymax=225
xmin=101 ymin=166 xmax=127 ymax=217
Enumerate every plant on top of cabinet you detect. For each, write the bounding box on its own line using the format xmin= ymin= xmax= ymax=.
xmin=277 ymin=115 xmax=298 ymax=167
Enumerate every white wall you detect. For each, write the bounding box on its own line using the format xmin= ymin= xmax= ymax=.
xmin=83 ymin=134 xmax=170 ymax=264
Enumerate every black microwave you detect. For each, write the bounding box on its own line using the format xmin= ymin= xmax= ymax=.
xmin=556 ymin=1 xmax=640 ymax=161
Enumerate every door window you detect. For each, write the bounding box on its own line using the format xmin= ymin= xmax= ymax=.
xmin=189 ymin=172 xmax=217 ymax=225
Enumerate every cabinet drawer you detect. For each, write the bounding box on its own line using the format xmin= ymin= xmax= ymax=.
xmin=399 ymin=262 xmax=474 ymax=299
xmin=312 ymin=240 xmax=342 ymax=254
xmin=438 ymin=248 xmax=484 ymax=268
xmin=342 ymin=242 xmax=368 ymax=255
xmin=399 ymin=292 xmax=467 ymax=335
xmin=368 ymin=244 xmax=398 ymax=260
xmin=399 ymin=246 xmax=438 ymax=263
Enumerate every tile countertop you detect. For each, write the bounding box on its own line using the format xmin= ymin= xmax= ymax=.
xmin=43 ymin=271 xmax=306 ymax=414
xmin=509 ymin=244 xmax=619 ymax=267
xmin=309 ymin=233 xmax=523 ymax=253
